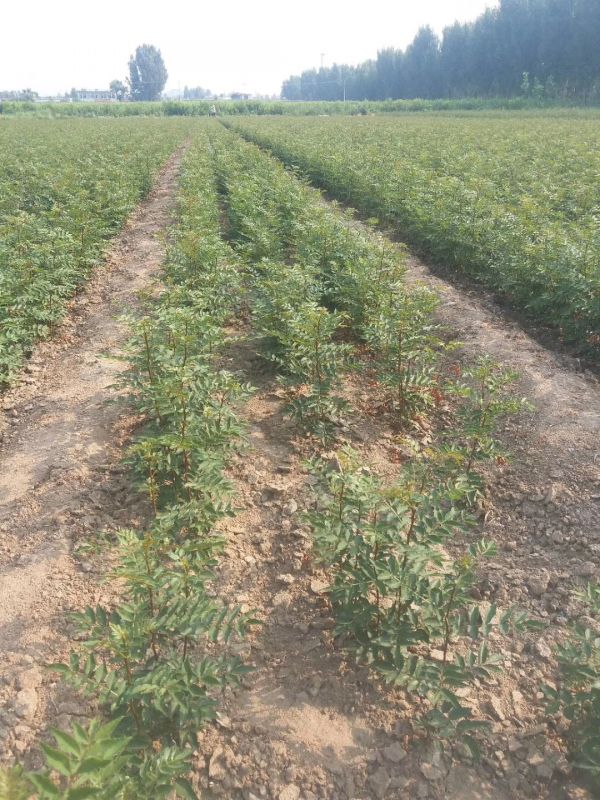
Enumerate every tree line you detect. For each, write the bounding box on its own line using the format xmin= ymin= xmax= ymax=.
xmin=282 ymin=0 xmax=600 ymax=102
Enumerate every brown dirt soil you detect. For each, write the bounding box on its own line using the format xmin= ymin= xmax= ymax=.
xmin=0 ymin=145 xmax=186 ymax=764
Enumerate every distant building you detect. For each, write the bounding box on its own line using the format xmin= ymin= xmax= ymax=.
xmin=35 ymin=96 xmax=70 ymax=103
xmin=73 ymin=90 xmax=117 ymax=102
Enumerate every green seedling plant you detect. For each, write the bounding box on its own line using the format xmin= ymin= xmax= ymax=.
xmin=4 ymin=717 xmax=132 ymax=800
xmin=306 ymin=447 xmax=537 ymax=757
xmin=544 ymin=583 xmax=600 ymax=786
xmin=272 ymin=303 xmax=352 ymax=442
xmin=293 ymin=209 xmax=407 ymax=334
xmin=363 ymin=283 xmax=442 ymax=421
xmin=213 ymin=149 xmax=285 ymax=262
xmin=126 ymin=362 xmax=251 ymax=510
xmin=440 ymin=357 xmax=531 ymax=502
xmin=250 ymin=258 xmax=321 ymax=358
xmin=2 ymin=717 xmax=200 ymax=799
xmin=56 ymin=536 xmax=252 ymax=744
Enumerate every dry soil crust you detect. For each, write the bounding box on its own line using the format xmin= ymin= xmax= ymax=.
xmin=0 ymin=144 xmax=186 ymax=762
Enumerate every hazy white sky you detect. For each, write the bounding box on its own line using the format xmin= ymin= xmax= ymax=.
xmin=2 ymin=0 xmax=498 ymax=97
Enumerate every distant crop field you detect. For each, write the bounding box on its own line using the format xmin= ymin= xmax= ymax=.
xmin=0 ymin=97 xmax=574 ymax=117
xmin=228 ymin=113 xmax=600 ymax=357
xmin=0 ymin=117 xmax=192 ymax=385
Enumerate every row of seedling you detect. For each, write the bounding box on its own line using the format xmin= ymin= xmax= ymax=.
xmin=0 ymin=118 xmax=195 ymax=388
xmin=225 ymin=116 xmax=600 ymax=360
xmin=2 ymin=133 xmax=254 ymax=799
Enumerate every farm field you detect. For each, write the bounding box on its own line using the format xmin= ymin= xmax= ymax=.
xmin=0 ymin=117 xmax=193 ymax=386
xmin=226 ymin=113 xmax=600 ymax=360
xmin=0 ymin=117 xmax=599 ymax=800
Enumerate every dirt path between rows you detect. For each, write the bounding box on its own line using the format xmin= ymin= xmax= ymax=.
xmin=401 ymin=251 xmax=600 ymax=632
xmin=0 ymin=144 xmax=186 ymax=763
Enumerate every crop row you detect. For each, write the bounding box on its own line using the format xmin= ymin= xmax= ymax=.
xmin=0 ymin=118 xmax=194 ymax=386
xmin=1 ymin=129 xmax=255 ymax=798
xmin=225 ymin=114 xmax=600 ymax=359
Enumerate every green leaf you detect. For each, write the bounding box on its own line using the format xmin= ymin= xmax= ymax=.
xmin=77 ymin=757 xmax=111 ymax=776
xmin=0 ymin=766 xmax=31 ymax=800
xmin=67 ymin=787 xmax=102 ymax=800
xmin=97 ymin=737 xmax=131 ymax=760
xmin=174 ymin=778 xmax=198 ymax=799
xmin=41 ymin=743 xmax=72 ymax=777
xmin=47 ymin=663 xmax=71 ymax=676
xmin=28 ymin=773 xmax=61 ymax=797
xmin=484 ymin=603 xmax=496 ymax=626
xmin=51 ymin=729 xmax=81 ymax=757
xmin=468 ymin=606 xmax=482 ymax=639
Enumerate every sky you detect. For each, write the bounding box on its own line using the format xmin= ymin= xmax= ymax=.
xmin=1 ymin=0 xmax=499 ymax=97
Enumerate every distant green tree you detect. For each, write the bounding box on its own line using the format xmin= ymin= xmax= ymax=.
xmin=183 ymin=85 xmax=212 ymax=100
xmin=110 ymin=79 xmax=128 ymax=101
xmin=0 ymin=89 xmax=38 ymax=102
xmin=19 ymin=88 xmax=37 ymax=102
xmin=440 ymin=22 xmax=471 ymax=97
xmin=128 ymin=44 xmax=168 ymax=101
xmin=281 ymin=75 xmax=302 ymax=101
xmin=280 ymin=0 xmax=600 ymax=101
xmin=403 ymin=26 xmax=441 ymax=98
xmin=376 ymin=48 xmax=402 ymax=99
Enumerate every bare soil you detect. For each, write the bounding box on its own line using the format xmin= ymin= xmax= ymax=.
xmin=0 ymin=145 xmax=185 ymax=763
xmin=0 ymin=147 xmax=599 ymax=800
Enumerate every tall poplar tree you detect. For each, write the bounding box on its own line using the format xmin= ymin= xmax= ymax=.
xmin=128 ymin=44 xmax=168 ymax=101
